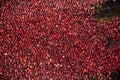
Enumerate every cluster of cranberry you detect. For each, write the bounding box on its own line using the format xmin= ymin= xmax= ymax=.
xmin=0 ymin=0 xmax=120 ymax=80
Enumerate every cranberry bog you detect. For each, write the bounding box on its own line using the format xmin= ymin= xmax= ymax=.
xmin=0 ymin=0 xmax=120 ymax=80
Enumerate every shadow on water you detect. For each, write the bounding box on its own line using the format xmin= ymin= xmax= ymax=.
xmin=94 ymin=0 xmax=120 ymax=21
